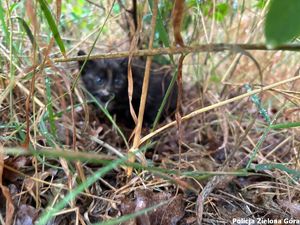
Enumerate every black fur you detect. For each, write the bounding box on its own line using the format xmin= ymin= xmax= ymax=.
xmin=78 ymin=50 xmax=177 ymax=127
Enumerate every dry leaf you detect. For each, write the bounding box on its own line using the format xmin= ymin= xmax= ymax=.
xmin=172 ymin=0 xmax=185 ymax=47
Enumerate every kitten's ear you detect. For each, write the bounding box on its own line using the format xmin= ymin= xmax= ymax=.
xmin=77 ymin=50 xmax=86 ymax=68
xmin=78 ymin=50 xmax=86 ymax=56
xmin=77 ymin=50 xmax=94 ymax=72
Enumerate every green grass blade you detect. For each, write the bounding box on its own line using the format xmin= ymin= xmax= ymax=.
xmin=3 ymin=147 xmax=261 ymax=182
xmin=0 ymin=2 xmax=9 ymax=45
xmin=15 ymin=16 xmax=36 ymax=47
xmin=36 ymin=152 xmax=132 ymax=225
xmin=151 ymin=70 xmax=178 ymax=130
xmin=270 ymin=121 xmax=300 ymax=130
xmin=45 ymin=77 xmax=57 ymax=137
xmin=39 ymin=113 xmax=57 ymax=147
xmin=246 ymin=125 xmax=272 ymax=169
xmin=38 ymin=0 xmax=66 ymax=55
xmin=9 ymin=2 xmax=19 ymax=13
xmin=255 ymin=163 xmax=300 ymax=180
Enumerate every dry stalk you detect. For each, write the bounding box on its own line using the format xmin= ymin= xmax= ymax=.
xmin=54 ymin=43 xmax=300 ymax=63
xmin=127 ymin=0 xmax=158 ymax=176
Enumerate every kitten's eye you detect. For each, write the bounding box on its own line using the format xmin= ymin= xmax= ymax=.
xmin=95 ymin=76 xmax=104 ymax=85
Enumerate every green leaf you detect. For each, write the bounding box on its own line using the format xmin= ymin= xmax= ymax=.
xmin=38 ymin=0 xmax=66 ymax=55
xmin=215 ymin=3 xmax=229 ymax=22
xmin=147 ymin=2 xmax=170 ymax=48
xmin=15 ymin=17 xmax=37 ymax=48
xmin=200 ymin=2 xmax=229 ymax=22
xmin=210 ymin=73 xmax=221 ymax=84
xmin=9 ymin=2 xmax=19 ymax=13
xmin=255 ymin=163 xmax=300 ymax=180
xmin=271 ymin=121 xmax=300 ymax=130
xmin=73 ymin=5 xmax=83 ymax=15
xmin=112 ymin=3 xmax=120 ymax=14
xmin=148 ymin=1 xmax=174 ymax=63
xmin=0 ymin=2 xmax=10 ymax=45
xmin=255 ymin=0 xmax=267 ymax=9
xmin=265 ymin=0 xmax=300 ymax=48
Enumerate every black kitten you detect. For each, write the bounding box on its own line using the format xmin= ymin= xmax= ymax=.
xmin=78 ymin=50 xmax=177 ymax=127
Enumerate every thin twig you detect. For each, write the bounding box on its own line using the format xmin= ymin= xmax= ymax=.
xmin=54 ymin=43 xmax=300 ymax=63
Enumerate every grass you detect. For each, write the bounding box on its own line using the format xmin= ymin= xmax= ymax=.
xmin=1 ymin=0 xmax=300 ymax=224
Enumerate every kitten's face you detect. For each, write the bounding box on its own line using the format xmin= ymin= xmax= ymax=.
xmin=78 ymin=51 xmax=128 ymax=111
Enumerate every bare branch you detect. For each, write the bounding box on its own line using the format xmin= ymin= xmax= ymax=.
xmin=54 ymin=43 xmax=300 ymax=63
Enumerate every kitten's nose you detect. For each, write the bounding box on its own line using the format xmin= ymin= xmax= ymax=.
xmin=99 ymin=93 xmax=113 ymax=102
